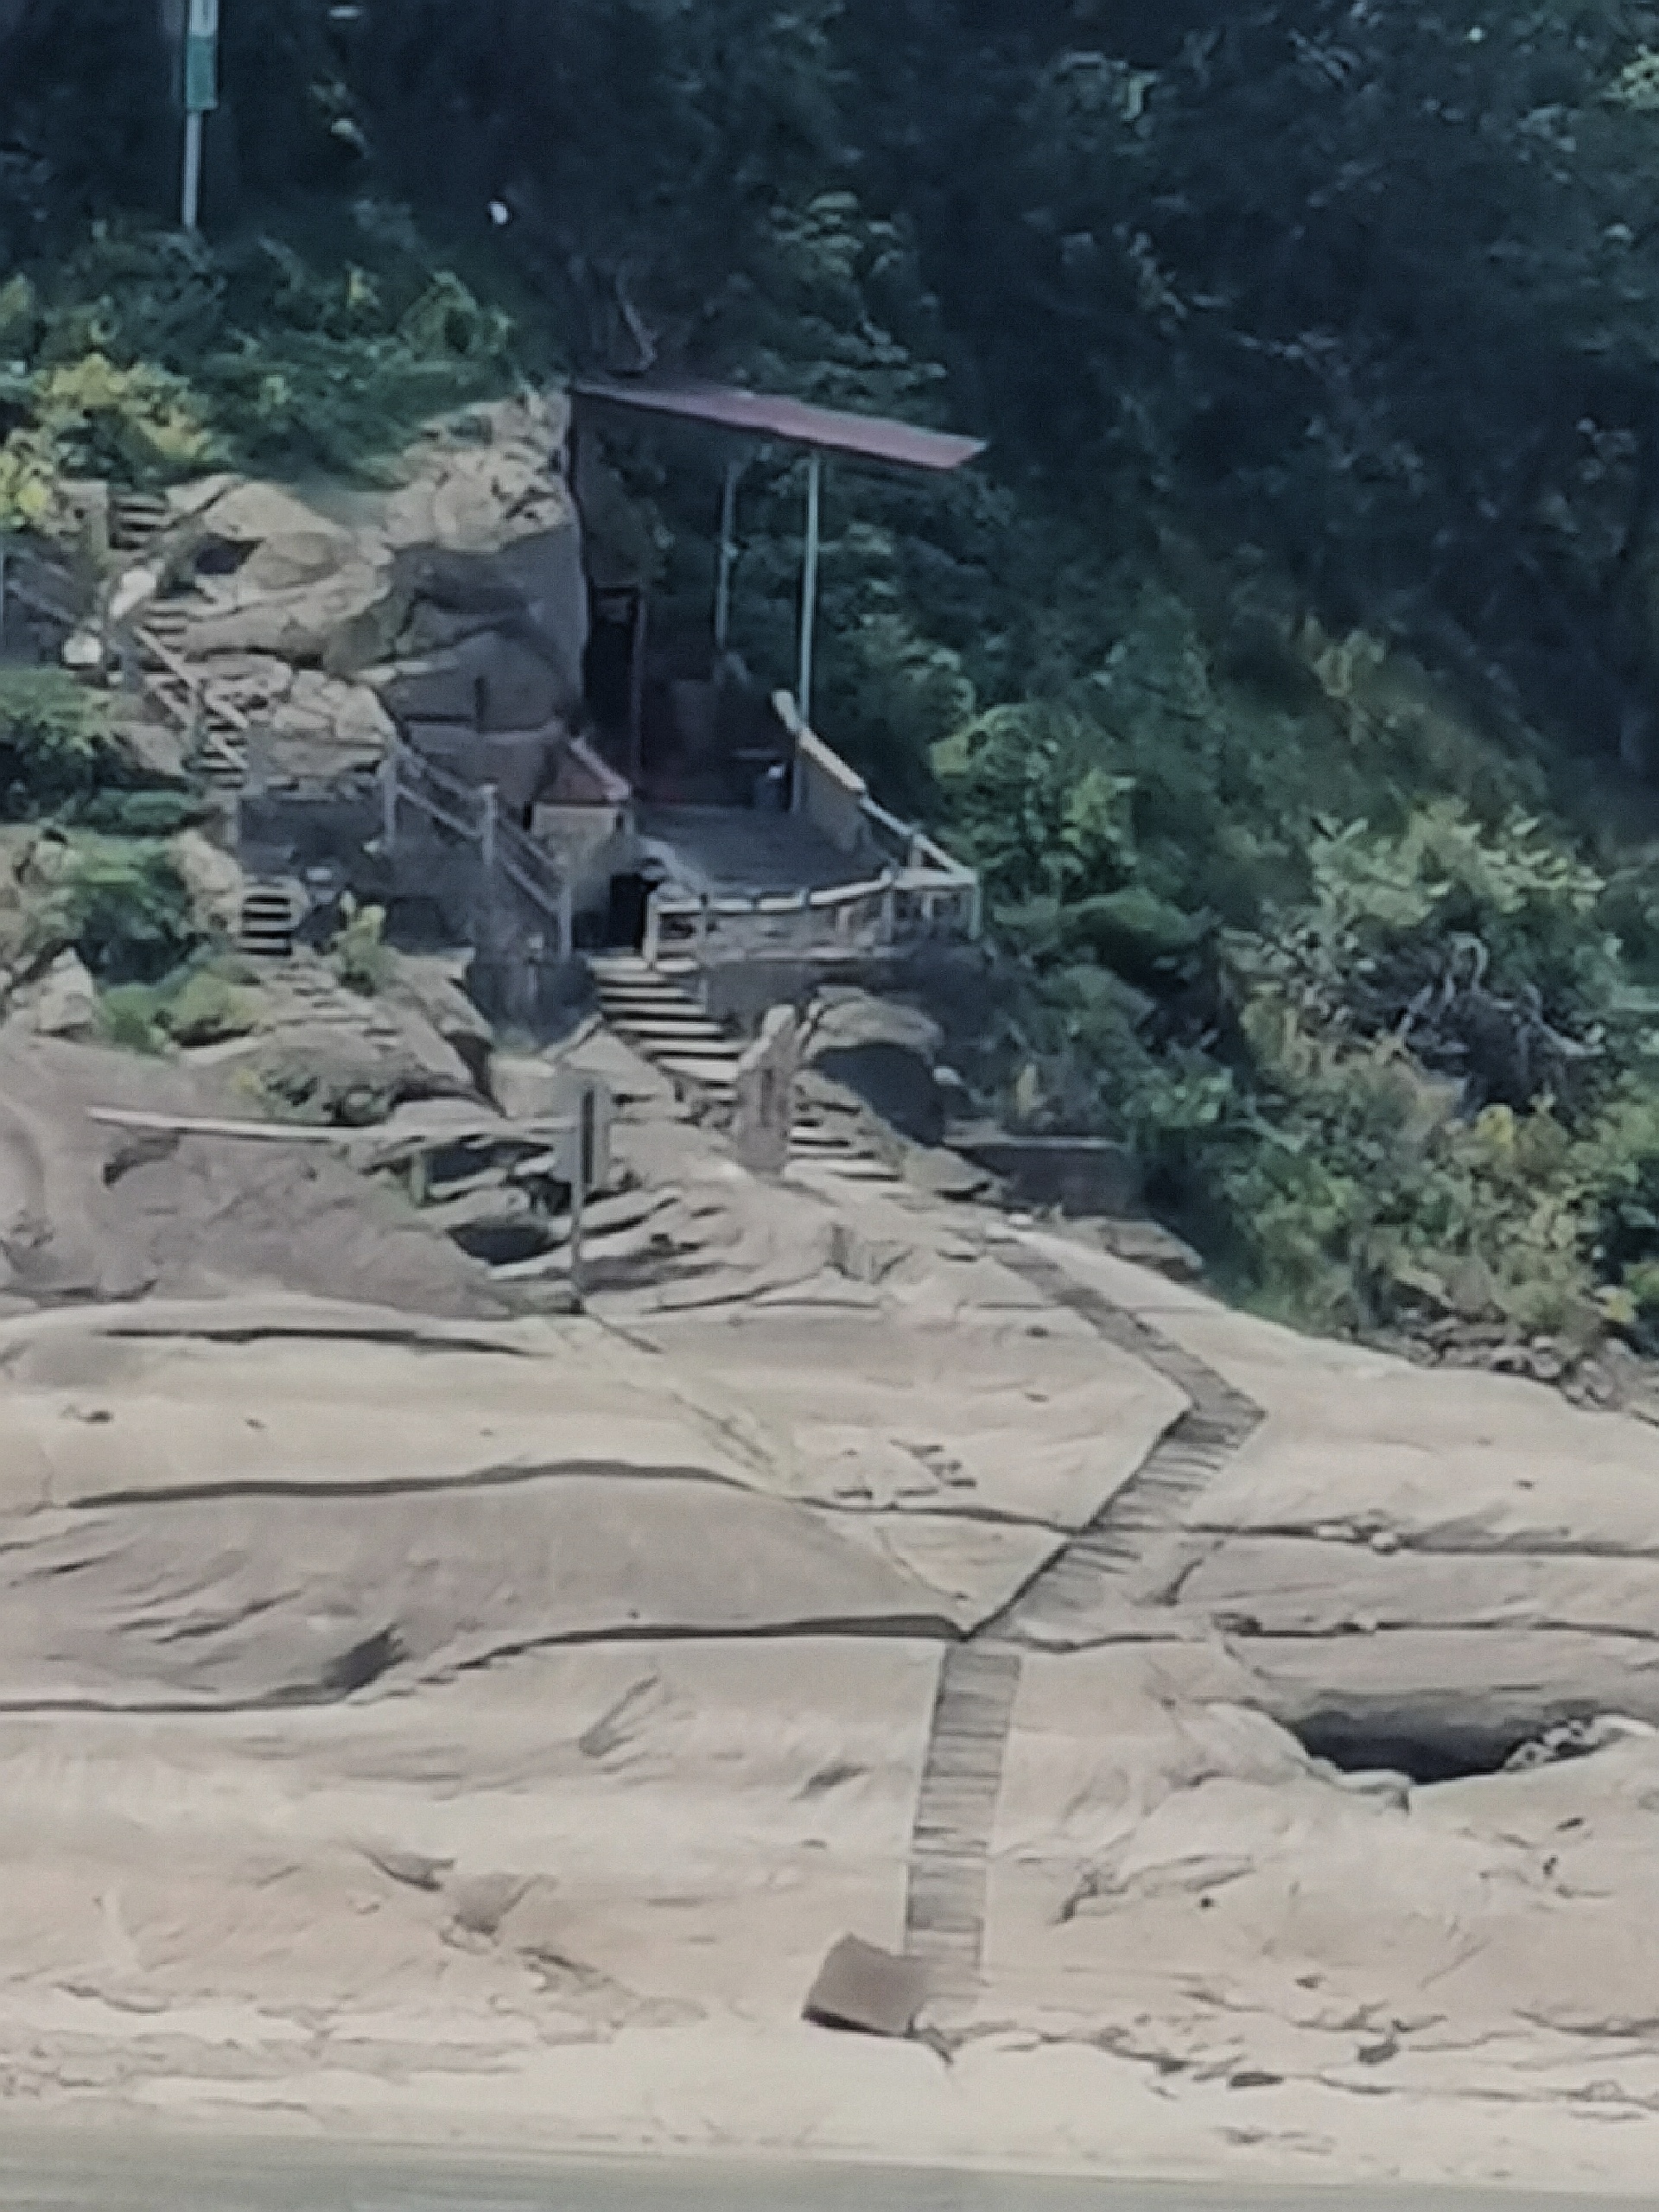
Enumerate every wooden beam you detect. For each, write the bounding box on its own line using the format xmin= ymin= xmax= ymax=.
xmin=88 ymin=1108 xmax=346 ymax=1145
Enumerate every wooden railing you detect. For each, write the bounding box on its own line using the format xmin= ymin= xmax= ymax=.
xmin=641 ymin=697 xmax=980 ymax=971
xmin=381 ymin=743 xmax=574 ymax=957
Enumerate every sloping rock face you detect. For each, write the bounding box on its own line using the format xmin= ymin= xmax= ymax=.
xmin=10 ymin=1067 xmax=1659 ymax=2190
xmin=801 ymin=988 xmax=948 ymax=1146
xmin=130 ymin=393 xmax=586 ymax=790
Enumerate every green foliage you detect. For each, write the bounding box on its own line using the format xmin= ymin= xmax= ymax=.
xmin=99 ymin=955 xmax=263 ymax=1054
xmin=97 ymin=982 xmax=170 ymax=1054
xmin=0 ymin=669 xmax=114 ymax=817
xmin=161 ymin=965 xmax=262 ymax=1046
xmin=0 ymin=224 xmax=521 ymax=482
xmin=72 ymin=788 xmax=208 ymax=836
xmin=30 ymin=352 xmax=219 ymax=484
xmin=0 ymin=423 xmax=60 ymax=531
xmin=329 ymin=896 xmax=392 ymax=995
xmin=28 ymin=836 xmax=202 ymax=984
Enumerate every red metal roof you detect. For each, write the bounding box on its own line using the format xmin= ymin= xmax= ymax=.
xmin=571 ymin=378 xmax=985 ymax=472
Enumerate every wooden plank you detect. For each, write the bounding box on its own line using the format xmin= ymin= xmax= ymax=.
xmin=88 ymin=1107 xmax=345 ymax=1145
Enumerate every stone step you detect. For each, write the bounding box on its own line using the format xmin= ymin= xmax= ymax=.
xmin=613 ymin=1021 xmax=732 ymax=1049
xmin=597 ymin=987 xmax=708 ymax=1013
xmin=590 ymin=957 xmax=696 ymax=982
xmin=605 ymin=997 xmax=721 ymax=1018
xmin=238 ymin=887 xmax=301 ymax=959
xmin=658 ymin=1055 xmax=740 ymax=1087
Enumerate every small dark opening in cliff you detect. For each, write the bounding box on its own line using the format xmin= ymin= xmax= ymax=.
xmin=1289 ymin=1713 xmax=1510 ymax=1785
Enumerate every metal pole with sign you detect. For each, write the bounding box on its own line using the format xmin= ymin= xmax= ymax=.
xmin=568 ymin=1084 xmax=596 ymax=1310
xmin=714 ymin=456 xmax=743 ymax=659
xmin=181 ymin=0 xmax=219 ymax=232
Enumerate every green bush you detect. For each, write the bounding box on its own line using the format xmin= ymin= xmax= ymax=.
xmin=97 ymin=982 xmax=169 ymax=1054
xmin=71 ymin=789 xmax=207 ymax=836
xmin=0 ymin=671 xmax=116 ymax=818
xmin=0 ymin=224 xmax=522 ymax=482
xmin=29 ymin=836 xmax=202 ymax=984
xmin=328 ymin=897 xmax=392 ymax=995
xmin=160 ymin=966 xmax=262 ymax=1046
xmin=97 ymin=955 xmax=264 ymax=1054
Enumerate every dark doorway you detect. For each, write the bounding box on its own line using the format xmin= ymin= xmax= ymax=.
xmin=584 ymin=587 xmax=639 ymax=736
xmin=607 ymin=870 xmax=653 ymax=950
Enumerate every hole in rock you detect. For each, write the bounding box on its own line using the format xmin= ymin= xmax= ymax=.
xmin=1289 ymin=1713 xmax=1531 ymax=1785
xmin=321 ymin=1625 xmax=404 ymax=1696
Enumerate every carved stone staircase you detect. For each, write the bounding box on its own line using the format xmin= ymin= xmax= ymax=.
xmin=237 ymin=880 xmax=306 ymax=961
xmin=588 ymin=953 xmax=906 ymax=1188
xmin=108 ymin=493 xmax=248 ymax=790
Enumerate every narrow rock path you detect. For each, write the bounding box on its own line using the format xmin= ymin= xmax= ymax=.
xmin=903 ymin=1644 xmax=1023 ymax=2000
xmin=902 ymin=1232 xmax=1263 ymax=2005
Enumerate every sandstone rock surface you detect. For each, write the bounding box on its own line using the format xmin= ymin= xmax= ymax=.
xmin=4 ymin=1024 xmax=1659 ymax=2194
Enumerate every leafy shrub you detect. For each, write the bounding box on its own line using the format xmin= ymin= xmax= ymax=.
xmin=28 ymin=836 xmax=201 ymax=983
xmin=97 ymin=955 xmax=264 ymax=1054
xmin=29 ymin=353 xmax=220 ymax=485
xmin=0 ymin=670 xmax=115 ymax=817
xmin=329 ymin=896 xmax=392 ymax=995
xmin=160 ymin=966 xmax=261 ymax=1046
xmin=71 ymin=788 xmax=207 ymax=836
xmin=97 ymin=982 xmax=168 ymax=1053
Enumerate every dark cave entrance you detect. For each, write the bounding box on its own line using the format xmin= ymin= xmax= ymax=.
xmin=1286 ymin=1712 xmax=1555 ymax=1786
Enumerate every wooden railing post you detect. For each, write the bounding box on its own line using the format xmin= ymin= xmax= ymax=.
xmin=478 ymin=782 xmax=499 ymax=880
xmin=643 ymin=894 xmax=662 ymax=972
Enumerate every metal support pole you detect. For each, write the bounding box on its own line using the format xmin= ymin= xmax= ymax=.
xmin=797 ymin=449 xmax=823 ymax=728
xmin=181 ymin=111 xmax=204 ymax=232
xmin=476 ymin=781 xmax=499 ymax=958
xmin=180 ymin=0 xmax=217 ymax=233
xmin=714 ymin=457 xmax=741 ymax=659
xmin=479 ymin=782 xmax=498 ymax=879
xmin=569 ymin=1084 xmax=594 ymax=1311
xmin=627 ymin=590 xmax=648 ymax=791
xmin=379 ymin=752 xmax=398 ymax=856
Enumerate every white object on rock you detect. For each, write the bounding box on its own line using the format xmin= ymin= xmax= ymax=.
xmin=108 ymin=567 xmax=161 ymax=626
xmin=491 ymin=1055 xmax=564 ymax=1123
xmin=32 ymin=950 xmax=99 ymax=1039
xmin=61 ymin=629 xmax=105 ymax=671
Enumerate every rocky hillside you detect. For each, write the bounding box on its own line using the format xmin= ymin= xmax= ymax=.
xmin=12 ymin=4 xmax=1659 ymax=1364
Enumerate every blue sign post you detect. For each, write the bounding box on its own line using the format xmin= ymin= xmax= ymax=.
xmin=181 ymin=0 xmax=219 ymax=232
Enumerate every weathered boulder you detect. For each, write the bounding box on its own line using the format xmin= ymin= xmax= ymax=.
xmin=491 ymin=1054 xmax=565 ymax=1123
xmin=31 ymin=950 xmax=97 ymax=1039
xmin=374 ymin=630 xmax=572 ymax=733
xmin=384 ymin=393 xmax=575 ymax=557
xmin=196 ymin=652 xmax=294 ymax=721
xmin=245 ymin=671 xmax=397 ymax=782
xmin=182 ymin=549 xmax=398 ymax=671
xmin=168 ymin=830 xmax=246 ymax=938
xmin=388 ymin=957 xmax=493 ymax=1084
xmin=802 ymin=988 xmax=946 ymax=1147
xmin=378 ymin=392 xmax=587 ymax=713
